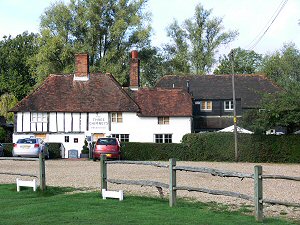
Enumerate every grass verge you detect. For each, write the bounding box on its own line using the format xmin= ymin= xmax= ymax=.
xmin=0 ymin=184 xmax=298 ymax=225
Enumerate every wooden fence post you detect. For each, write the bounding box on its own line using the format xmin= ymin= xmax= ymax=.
xmin=169 ymin=158 xmax=176 ymax=207
xmin=254 ymin=165 xmax=263 ymax=222
xmin=39 ymin=152 xmax=46 ymax=191
xmin=100 ymin=155 xmax=107 ymax=192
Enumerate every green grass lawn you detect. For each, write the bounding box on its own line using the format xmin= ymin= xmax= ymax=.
xmin=0 ymin=184 xmax=298 ymax=225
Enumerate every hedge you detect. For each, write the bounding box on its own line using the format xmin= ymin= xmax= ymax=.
xmin=121 ymin=142 xmax=184 ymax=161
xmin=121 ymin=133 xmax=300 ymax=163
xmin=181 ymin=133 xmax=300 ymax=163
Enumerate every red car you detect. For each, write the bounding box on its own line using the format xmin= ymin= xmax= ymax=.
xmin=93 ymin=137 xmax=121 ymax=160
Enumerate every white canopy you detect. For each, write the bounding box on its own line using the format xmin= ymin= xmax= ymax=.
xmin=217 ymin=125 xmax=253 ymax=134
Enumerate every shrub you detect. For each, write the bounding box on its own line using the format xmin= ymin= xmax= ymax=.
xmin=2 ymin=143 xmax=13 ymax=157
xmin=81 ymin=139 xmax=89 ymax=154
xmin=0 ymin=127 xmax=6 ymax=142
xmin=46 ymin=143 xmax=62 ymax=159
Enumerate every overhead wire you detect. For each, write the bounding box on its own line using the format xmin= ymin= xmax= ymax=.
xmin=245 ymin=0 xmax=288 ymax=51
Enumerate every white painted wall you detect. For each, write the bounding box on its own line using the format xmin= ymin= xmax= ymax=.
xmin=47 ymin=133 xmax=86 ymax=158
xmin=14 ymin=111 xmax=192 ymax=158
xmin=110 ymin=112 xmax=191 ymax=143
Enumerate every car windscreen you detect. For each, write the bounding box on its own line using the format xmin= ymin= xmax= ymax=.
xmin=17 ymin=139 xmax=37 ymax=144
xmin=97 ymin=138 xmax=117 ymax=145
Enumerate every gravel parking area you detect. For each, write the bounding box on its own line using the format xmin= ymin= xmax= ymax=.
xmin=0 ymin=159 xmax=299 ymax=220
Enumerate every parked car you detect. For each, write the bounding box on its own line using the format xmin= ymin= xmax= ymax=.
xmin=93 ymin=137 xmax=121 ymax=160
xmin=0 ymin=143 xmax=3 ymax=157
xmin=13 ymin=138 xmax=49 ymax=158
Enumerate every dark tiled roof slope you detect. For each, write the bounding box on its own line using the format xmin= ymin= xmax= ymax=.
xmin=156 ymin=74 xmax=281 ymax=108
xmin=11 ymin=73 xmax=140 ymax=112
xmin=133 ymin=88 xmax=193 ymax=116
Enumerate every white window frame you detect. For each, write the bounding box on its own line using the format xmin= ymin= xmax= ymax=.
xmin=154 ymin=134 xmax=172 ymax=143
xmin=111 ymin=112 xmax=123 ymax=123
xmin=111 ymin=134 xmax=129 ymax=142
xmin=158 ymin=116 xmax=169 ymax=125
xmin=31 ymin=113 xmax=47 ymax=123
xmin=200 ymin=101 xmax=212 ymax=111
xmin=224 ymin=100 xmax=234 ymax=111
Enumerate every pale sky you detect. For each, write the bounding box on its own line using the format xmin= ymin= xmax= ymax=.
xmin=0 ymin=0 xmax=299 ymax=56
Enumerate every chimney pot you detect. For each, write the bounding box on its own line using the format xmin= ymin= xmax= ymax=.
xmin=131 ymin=50 xmax=138 ymax=59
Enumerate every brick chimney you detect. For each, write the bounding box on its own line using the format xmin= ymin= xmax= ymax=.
xmin=74 ymin=53 xmax=89 ymax=81
xmin=129 ymin=50 xmax=140 ymax=90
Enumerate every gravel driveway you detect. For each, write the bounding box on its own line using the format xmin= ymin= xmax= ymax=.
xmin=1 ymin=159 xmax=299 ymax=220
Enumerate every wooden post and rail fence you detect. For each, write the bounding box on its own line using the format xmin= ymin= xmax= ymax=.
xmin=100 ymin=156 xmax=300 ymax=222
xmin=0 ymin=153 xmax=46 ymax=191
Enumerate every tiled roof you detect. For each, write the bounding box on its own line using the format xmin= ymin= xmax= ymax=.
xmin=11 ymin=73 xmax=140 ymax=112
xmin=133 ymin=88 xmax=193 ymax=116
xmin=156 ymin=74 xmax=281 ymax=108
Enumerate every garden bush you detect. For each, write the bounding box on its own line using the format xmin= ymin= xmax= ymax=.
xmin=2 ymin=143 xmax=13 ymax=157
xmin=122 ymin=133 xmax=300 ymax=163
xmin=46 ymin=143 xmax=62 ymax=159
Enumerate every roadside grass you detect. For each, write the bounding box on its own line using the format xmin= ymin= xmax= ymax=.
xmin=0 ymin=184 xmax=298 ymax=225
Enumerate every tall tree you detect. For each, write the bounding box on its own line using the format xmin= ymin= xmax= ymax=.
xmin=164 ymin=4 xmax=237 ymax=75
xmin=0 ymin=32 xmax=38 ymax=100
xmin=262 ymin=43 xmax=300 ymax=89
xmin=214 ymin=47 xmax=262 ymax=74
xmin=29 ymin=0 xmax=152 ymax=85
xmin=139 ymin=47 xmax=165 ymax=87
xmin=163 ymin=20 xmax=190 ymax=74
xmin=0 ymin=93 xmax=18 ymax=123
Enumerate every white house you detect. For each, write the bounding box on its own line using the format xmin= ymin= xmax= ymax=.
xmin=10 ymin=52 xmax=193 ymax=158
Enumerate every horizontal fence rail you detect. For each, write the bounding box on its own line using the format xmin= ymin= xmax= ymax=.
xmin=0 ymin=172 xmax=38 ymax=178
xmin=106 ymin=160 xmax=169 ymax=168
xmin=175 ymin=185 xmax=253 ymax=201
xmin=174 ymin=166 xmax=253 ymax=179
xmin=262 ymin=174 xmax=300 ymax=181
xmin=0 ymin=157 xmax=39 ymax=161
xmin=107 ymin=179 xmax=169 ymax=189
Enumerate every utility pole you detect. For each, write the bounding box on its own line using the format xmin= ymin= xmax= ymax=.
xmin=230 ymin=50 xmax=238 ymax=162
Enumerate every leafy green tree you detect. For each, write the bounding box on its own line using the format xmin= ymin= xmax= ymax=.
xmin=0 ymin=93 xmax=18 ymax=123
xmin=241 ymin=85 xmax=300 ymax=134
xmin=163 ymin=20 xmax=190 ymax=74
xmin=262 ymin=43 xmax=300 ymax=89
xmin=164 ymin=4 xmax=237 ymax=74
xmin=30 ymin=0 xmax=152 ymax=85
xmin=139 ymin=47 xmax=165 ymax=87
xmin=214 ymin=47 xmax=262 ymax=74
xmin=0 ymin=32 xmax=38 ymax=100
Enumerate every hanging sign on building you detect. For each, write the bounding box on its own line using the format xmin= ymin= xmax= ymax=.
xmin=88 ymin=113 xmax=109 ymax=132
